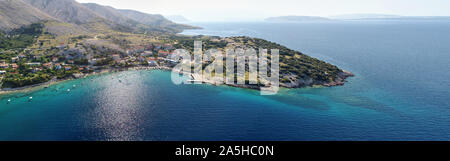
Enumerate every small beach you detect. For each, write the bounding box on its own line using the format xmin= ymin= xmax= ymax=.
xmin=0 ymin=66 xmax=173 ymax=96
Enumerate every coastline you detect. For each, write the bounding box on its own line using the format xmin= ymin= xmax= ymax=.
xmin=0 ymin=66 xmax=354 ymax=96
xmin=0 ymin=66 xmax=172 ymax=96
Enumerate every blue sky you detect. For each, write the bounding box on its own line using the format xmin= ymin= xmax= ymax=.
xmin=76 ymin=0 xmax=450 ymax=21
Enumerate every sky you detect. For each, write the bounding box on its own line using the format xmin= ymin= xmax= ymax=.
xmin=76 ymin=0 xmax=450 ymax=21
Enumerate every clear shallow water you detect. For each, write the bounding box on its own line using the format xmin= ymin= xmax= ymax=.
xmin=1 ymin=21 xmax=450 ymax=140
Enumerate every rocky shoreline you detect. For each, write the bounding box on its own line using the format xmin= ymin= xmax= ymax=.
xmin=185 ymin=70 xmax=354 ymax=91
xmin=1 ymin=67 xmax=354 ymax=96
xmin=279 ymin=70 xmax=354 ymax=88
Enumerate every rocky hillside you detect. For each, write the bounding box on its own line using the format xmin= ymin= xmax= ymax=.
xmin=173 ymin=35 xmax=354 ymax=88
xmin=0 ymin=0 xmax=55 ymax=31
xmin=119 ymin=9 xmax=199 ymax=33
xmin=23 ymin=0 xmax=105 ymax=24
xmin=1 ymin=0 xmax=196 ymax=34
xmin=82 ymin=3 xmax=196 ymax=33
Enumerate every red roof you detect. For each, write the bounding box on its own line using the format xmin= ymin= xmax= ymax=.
xmin=147 ymin=57 xmax=158 ymax=61
xmin=158 ymin=50 xmax=170 ymax=54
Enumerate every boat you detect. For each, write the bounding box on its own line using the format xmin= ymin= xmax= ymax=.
xmin=28 ymin=97 xmax=33 ymax=102
xmin=187 ymin=80 xmax=203 ymax=83
xmin=67 ymin=89 xmax=71 ymax=92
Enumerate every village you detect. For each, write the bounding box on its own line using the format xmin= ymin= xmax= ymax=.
xmin=0 ymin=42 xmax=180 ymax=89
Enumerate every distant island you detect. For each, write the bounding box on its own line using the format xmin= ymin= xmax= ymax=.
xmin=331 ymin=14 xmax=450 ymax=21
xmin=266 ymin=14 xmax=450 ymax=22
xmin=330 ymin=14 xmax=402 ymax=20
xmin=265 ymin=16 xmax=332 ymax=22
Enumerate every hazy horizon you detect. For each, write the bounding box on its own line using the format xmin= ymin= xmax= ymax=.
xmin=75 ymin=0 xmax=450 ymax=22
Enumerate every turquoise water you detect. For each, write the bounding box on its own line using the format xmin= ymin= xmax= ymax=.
xmin=1 ymin=21 xmax=450 ymax=140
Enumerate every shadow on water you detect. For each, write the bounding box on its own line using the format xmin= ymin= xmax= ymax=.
xmin=269 ymin=86 xmax=413 ymax=120
xmin=263 ymin=93 xmax=331 ymax=110
xmin=332 ymin=94 xmax=414 ymax=120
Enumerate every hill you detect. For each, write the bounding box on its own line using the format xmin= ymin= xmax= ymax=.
xmin=0 ymin=0 xmax=55 ymax=31
xmin=0 ymin=0 xmax=196 ymax=34
xmin=331 ymin=14 xmax=402 ymax=20
xmin=119 ymin=9 xmax=199 ymax=32
xmin=82 ymin=3 xmax=196 ymax=33
xmin=23 ymin=0 xmax=104 ymax=25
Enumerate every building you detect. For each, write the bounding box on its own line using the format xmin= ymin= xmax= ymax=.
xmin=154 ymin=43 xmax=162 ymax=51
xmin=26 ymin=62 xmax=41 ymax=66
xmin=57 ymin=44 xmax=67 ymax=50
xmin=43 ymin=63 xmax=53 ymax=68
xmin=52 ymin=57 xmax=59 ymax=62
xmin=11 ymin=56 xmax=19 ymax=63
xmin=126 ymin=50 xmax=135 ymax=56
xmin=32 ymin=68 xmax=42 ymax=73
xmin=0 ymin=63 xmax=8 ymax=68
xmin=64 ymin=66 xmax=72 ymax=71
xmin=55 ymin=64 xmax=62 ymax=70
xmin=10 ymin=63 xmax=18 ymax=69
xmin=158 ymin=50 xmax=170 ymax=57
xmin=163 ymin=43 xmax=174 ymax=50
xmin=145 ymin=44 xmax=153 ymax=50
xmin=0 ymin=71 xmax=6 ymax=75
xmin=138 ymin=56 xmax=146 ymax=62
xmin=147 ymin=57 xmax=158 ymax=66
xmin=18 ymin=54 xmax=26 ymax=58
xmin=160 ymin=58 xmax=179 ymax=66
xmin=147 ymin=60 xmax=157 ymax=67
xmin=135 ymin=46 xmax=145 ymax=53
xmin=112 ymin=54 xmax=121 ymax=61
xmin=141 ymin=51 xmax=153 ymax=57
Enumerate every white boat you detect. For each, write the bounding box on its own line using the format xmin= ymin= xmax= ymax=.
xmin=67 ymin=89 xmax=71 ymax=92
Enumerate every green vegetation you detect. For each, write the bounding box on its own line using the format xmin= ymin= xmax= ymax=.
xmin=172 ymin=36 xmax=343 ymax=84
xmin=0 ymin=23 xmax=44 ymax=50
xmin=249 ymin=37 xmax=342 ymax=82
xmin=2 ymin=73 xmax=51 ymax=88
xmin=94 ymin=57 xmax=114 ymax=66
xmin=74 ymin=58 xmax=89 ymax=65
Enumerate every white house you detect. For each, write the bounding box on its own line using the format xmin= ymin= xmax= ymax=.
xmin=26 ymin=62 xmax=41 ymax=66
xmin=141 ymin=51 xmax=153 ymax=57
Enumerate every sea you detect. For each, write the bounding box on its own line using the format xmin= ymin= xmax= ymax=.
xmin=1 ymin=20 xmax=450 ymax=141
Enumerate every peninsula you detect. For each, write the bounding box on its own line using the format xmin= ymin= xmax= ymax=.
xmin=0 ymin=0 xmax=353 ymax=93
